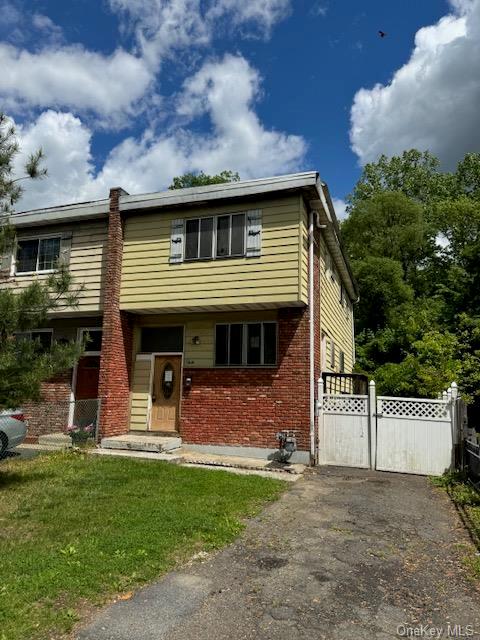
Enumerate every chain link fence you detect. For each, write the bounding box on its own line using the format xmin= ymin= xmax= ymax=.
xmin=67 ymin=398 xmax=101 ymax=444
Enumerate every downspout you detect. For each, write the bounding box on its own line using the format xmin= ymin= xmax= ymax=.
xmin=308 ymin=210 xmax=315 ymax=464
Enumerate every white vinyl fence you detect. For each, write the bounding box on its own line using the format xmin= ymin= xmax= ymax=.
xmin=318 ymin=380 xmax=459 ymax=476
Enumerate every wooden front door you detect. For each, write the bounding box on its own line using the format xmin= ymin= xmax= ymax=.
xmin=75 ymin=356 xmax=100 ymax=400
xmin=150 ymin=355 xmax=182 ymax=432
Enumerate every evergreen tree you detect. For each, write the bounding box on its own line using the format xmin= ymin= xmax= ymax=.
xmin=0 ymin=114 xmax=82 ymax=409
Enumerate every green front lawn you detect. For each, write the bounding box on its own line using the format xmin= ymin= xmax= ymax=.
xmin=0 ymin=451 xmax=286 ymax=640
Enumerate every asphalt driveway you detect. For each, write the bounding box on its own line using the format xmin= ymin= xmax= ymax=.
xmin=77 ymin=466 xmax=480 ymax=640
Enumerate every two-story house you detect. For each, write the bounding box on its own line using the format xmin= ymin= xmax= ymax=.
xmin=1 ymin=173 xmax=357 ymax=464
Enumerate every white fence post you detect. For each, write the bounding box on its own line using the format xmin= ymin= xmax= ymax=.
xmin=316 ymin=377 xmax=323 ymax=465
xmin=450 ymin=382 xmax=459 ymax=468
xmin=368 ymin=380 xmax=376 ymax=470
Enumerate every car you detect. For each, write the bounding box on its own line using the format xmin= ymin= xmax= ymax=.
xmin=0 ymin=410 xmax=28 ymax=455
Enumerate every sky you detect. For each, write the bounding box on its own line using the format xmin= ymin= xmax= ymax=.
xmin=1 ymin=0 xmax=479 ymax=216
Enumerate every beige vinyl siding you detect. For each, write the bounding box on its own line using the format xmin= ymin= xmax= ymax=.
xmin=128 ymin=310 xmax=278 ymax=431
xmin=2 ymin=220 xmax=107 ymax=313
xmin=319 ymin=235 xmax=354 ymax=373
xmin=130 ymin=358 xmax=151 ymax=431
xmin=121 ymin=196 xmax=304 ymax=312
xmin=300 ymin=199 xmax=309 ymax=304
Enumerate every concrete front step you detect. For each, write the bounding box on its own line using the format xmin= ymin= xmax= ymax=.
xmin=101 ymin=433 xmax=182 ymax=454
xmin=38 ymin=433 xmax=72 ymax=449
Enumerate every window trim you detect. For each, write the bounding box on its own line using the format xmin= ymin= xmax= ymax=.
xmin=13 ymin=234 xmax=62 ymax=276
xmin=183 ymin=213 xmax=247 ymax=262
xmin=214 ymin=321 xmax=278 ymax=368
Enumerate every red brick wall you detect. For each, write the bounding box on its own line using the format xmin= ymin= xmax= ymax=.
xmin=98 ymin=187 xmax=133 ymax=438
xmin=23 ymin=371 xmax=71 ymax=441
xmin=180 ymin=308 xmax=311 ymax=452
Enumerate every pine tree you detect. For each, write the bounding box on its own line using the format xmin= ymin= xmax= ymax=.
xmin=0 ymin=114 xmax=82 ymax=409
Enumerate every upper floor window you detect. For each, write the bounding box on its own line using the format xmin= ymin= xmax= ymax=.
xmin=185 ymin=213 xmax=246 ymax=261
xmin=16 ymin=237 xmax=61 ymax=274
xmin=170 ymin=210 xmax=262 ymax=264
xmin=215 ymin=322 xmax=277 ymax=367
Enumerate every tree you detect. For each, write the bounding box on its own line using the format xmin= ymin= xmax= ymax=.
xmin=0 ymin=113 xmax=82 ymax=409
xmin=348 ymin=149 xmax=454 ymax=208
xmin=344 ymin=149 xmax=480 ymax=413
xmin=342 ymin=191 xmax=432 ymax=283
xmin=168 ymin=170 xmax=240 ymax=190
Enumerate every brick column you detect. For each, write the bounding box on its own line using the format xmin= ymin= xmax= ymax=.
xmin=98 ymin=187 xmax=133 ymax=439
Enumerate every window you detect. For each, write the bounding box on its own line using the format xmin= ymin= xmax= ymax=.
xmin=140 ymin=326 xmax=184 ymax=353
xmin=183 ymin=213 xmax=246 ymax=261
xmin=325 ymin=250 xmax=332 ymax=274
xmin=215 ymin=322 xmax=277 ymax=366
xmin=16 ymin=237 xmax=61 ymax=274
xmin=185 ymin=217 xmax=214 ymax=260
xmin=339 ymin=351 xmax=345 ymax=373
xmin=79 ymin=329 xmax=103 ymax=353
xmin=330 ymin=339 xmax=335 ymax=369
xmin=15 ymin=329 xmax=53 ymax=351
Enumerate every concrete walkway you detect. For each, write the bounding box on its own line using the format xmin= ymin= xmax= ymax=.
xmin=77 ymin=467 xmax=480 ymax=640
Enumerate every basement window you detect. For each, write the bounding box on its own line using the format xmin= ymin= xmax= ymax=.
xmin=215 ymin=322 xmax=277 ymax=367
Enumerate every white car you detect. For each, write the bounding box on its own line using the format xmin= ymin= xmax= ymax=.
xmin=0 ymin=410 xmax=28 ymax=454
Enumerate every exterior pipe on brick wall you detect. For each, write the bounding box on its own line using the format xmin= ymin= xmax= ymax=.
xmin=308 ymin=210 xmax=315 ymax=464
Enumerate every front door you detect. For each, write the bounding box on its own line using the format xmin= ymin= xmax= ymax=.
xmin=75 ymin=356 xmax=100 ymax=399
xmin=150 ymin=355 xmax=182 ymax=432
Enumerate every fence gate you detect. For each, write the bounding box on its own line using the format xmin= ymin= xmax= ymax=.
xmin=318 ymin=379 xmax=458 ymax=476
xmin=318 ymin=391 xmax=372 ymax=469
xmin=375 ymin=396 xmax=453 ymax=475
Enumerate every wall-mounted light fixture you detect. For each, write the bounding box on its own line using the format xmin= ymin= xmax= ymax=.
xmin=192 ymin=336 xmax=201 ymax=345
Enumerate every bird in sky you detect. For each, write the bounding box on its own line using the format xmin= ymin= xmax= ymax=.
xmin=378 ymin=30 xmax=387 ymax=38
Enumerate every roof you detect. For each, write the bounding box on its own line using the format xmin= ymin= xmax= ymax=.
xmin=9 ymin=171 xmax=358 ymax=299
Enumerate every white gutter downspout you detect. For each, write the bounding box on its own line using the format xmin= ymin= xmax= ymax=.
xmin=308 ymin=210 xmax=315 ymax=464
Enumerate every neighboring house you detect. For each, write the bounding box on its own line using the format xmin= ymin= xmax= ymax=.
xmin=0 ymin=173 xmax=357 ymax=463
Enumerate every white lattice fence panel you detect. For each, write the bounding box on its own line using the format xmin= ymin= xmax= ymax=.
xmin=378 ymin=397 xmax=450 ymax=421
xmin=323 ymin=395 xmax=368 ymax=415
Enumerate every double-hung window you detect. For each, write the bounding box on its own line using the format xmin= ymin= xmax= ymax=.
xmin=184 ymin=213 xmax=246 ymax=261
xmin=16 ymin=237 xmax=61 ymax=274
xmin=215 ymin=322 xmax=277 ymax=366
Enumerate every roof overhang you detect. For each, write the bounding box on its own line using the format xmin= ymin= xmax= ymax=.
xmin=119 ymin=172 xmax=320 ymax=212
xmin=9 ymin=199 xmax=109 ymax=228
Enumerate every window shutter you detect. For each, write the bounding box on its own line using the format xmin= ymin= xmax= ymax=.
xmin=169 ymin=219 xmax=184 ymax=264
xmin=246 ymin=209 xmax=262 ymax=257
xmin=59 ymin=232 xmax=73 ymax=267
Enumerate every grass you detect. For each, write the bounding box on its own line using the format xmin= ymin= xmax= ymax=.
xmin=0 ymin=451 xmax=286 ymax=640
xmin=431 ymin=471 xmax=480 ymax=580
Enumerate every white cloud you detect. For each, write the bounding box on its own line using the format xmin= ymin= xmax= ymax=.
xmin=1 ymin=0 xmax=291 ymax=128
xmin=14 ymin=56 xmax=306 ymax=210
xmin=13 ymin=111 xmax=98 ymax=208
xmin=31 ymin=13 xmax=63 ymax=44
xmin=0 ymin=44 xmax=153 ymax=127
xmin=207 ymin=0 xmax=291 ymax=38
xmin=350 ymin=0 xmax=480 ymax=168
xmin=332 ymin=198 xmax=347 ymax=220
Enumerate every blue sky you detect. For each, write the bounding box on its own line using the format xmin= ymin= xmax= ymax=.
xmin=1 ymin=0 xmax=479 ymax=214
